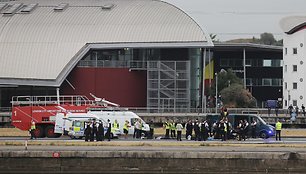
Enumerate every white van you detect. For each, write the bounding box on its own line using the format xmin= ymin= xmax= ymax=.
xmin=54 ymin=112 xmax=120 ymax=139
xmin=88 ymin=109 xmax=150 ymax=136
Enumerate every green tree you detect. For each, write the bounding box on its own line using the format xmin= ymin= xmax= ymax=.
xmin=220 ymin=83 xmax=256 ymax=108
xmin=259 ymin=32 xmax=277 ymax=45
xmin=207 ymin=69 xmax=256 ymax=108
xmin=225 ymin=32 xmax=283 ymax=46
xmin=217 ymin=69 xmax=242 ymax=91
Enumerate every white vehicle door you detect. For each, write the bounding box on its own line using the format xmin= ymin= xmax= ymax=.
xmin=54 ymin=113 xmax=65 ymax=134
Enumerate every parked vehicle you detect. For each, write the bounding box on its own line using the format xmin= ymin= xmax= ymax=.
xmin=54 ymin=108 xmax=150 ymax=138
xmin=11 ymin=95 xmax=95 ymax=138
xmin=206 ymin=114 xmax=275 ymax=139
xmin=88 ymin=108 xmax=150 ymax=136
xmin=11 ymin=94 xmax=141 ymax=138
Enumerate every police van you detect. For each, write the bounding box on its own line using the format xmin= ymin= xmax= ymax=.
xmin=54 ymin=112 xmax=120 ymax=139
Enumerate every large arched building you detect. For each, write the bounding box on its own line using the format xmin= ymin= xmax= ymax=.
xmin=0 ymin=0 xmax=213 ymax=111
xmin=280 ymin=16 xmax=306 ymax=109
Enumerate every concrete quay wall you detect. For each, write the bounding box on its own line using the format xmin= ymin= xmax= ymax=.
xmin=0 ymin=151 xmax=306 ymax=173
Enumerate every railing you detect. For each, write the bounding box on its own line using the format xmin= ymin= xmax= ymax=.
xmin=11 ymin=95 xmax=94 ymax=106
xmin=78 ymin=60 xmax=148 ymax=69
xmin=126 ymin=107 xmax=293 ymax=116
xmin=0 ymin=106 xmax=298 ymax=116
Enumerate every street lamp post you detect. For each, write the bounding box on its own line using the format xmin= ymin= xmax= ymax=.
xmin=215 ymin=72 xmax=218 ymax=113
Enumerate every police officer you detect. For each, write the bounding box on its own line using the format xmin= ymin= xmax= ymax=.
xmin=170 ymin=120 xmax=176 ymax=138
xmin=163 ymin=120 xmax=170 ymax=139
xmin=220 ymin=107 xmax=229 ymax=120
xmin=251 ymin=119 xmax=257 ymax=138
xmin=96 ymin=120 xmax=104 ymax=141
xmin=185 ymin=120 xmax=193 ymax=140
xmin=275 ymin=119 xmax=282 ymax=141
xmin=123 ymin=120 xmax=130 ymax=139
xmin=113 ymin=119 xmax=119 ymax=129
xmin=194 ymin=119 xmax=200 ymax=141
xmin=84 ymin=122 xmax=91 ymax=142
xmin=106 ymin=119 xmax=111 ymax=141
xmin=200 ymin=120 xmax=206 ymax=141
xmin=219 ymin=119 xmax=227 ymax=141
xmin=30 ymin=121 xmax=36 ymax=139
xmin=90 ymin=121 xmax=96 ymax=142
xmin=237 ymin=120 xmax=244 ymax=141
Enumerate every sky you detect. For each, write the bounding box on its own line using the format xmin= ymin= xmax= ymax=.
xmin=164 ymin=0 xmax=306 ymax=41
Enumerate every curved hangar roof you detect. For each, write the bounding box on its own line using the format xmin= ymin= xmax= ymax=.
xmin=280 ymin=16 xmax=306 ymax=34
xmin=0 ymin=0 xmax=212 ymax=87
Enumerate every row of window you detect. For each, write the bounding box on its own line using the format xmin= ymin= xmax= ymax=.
xmin=246 ymin=78 xmax=282 ymax=86
xmin=284 ymin=100 xmax=299 ymax=107
xmin=220 ymin=59 xmax=282 ymax=67
xmin=284 ymin=82 xmax=299 ymax=90
xmin=284 ymin=65 xmax=299 ymax=72
xmin=284 ymin=47 xmax=298 ymax=55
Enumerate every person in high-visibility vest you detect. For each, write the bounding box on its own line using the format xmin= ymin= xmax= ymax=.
xmin=30 ymin=121 xmax=36 ymax=139
xmin=275 ymin=119 xmax=282 ymax=141
xmin=112 ymin=119 xmax=119 ymax=129
xmin=123 ymin=120 xmax=130 ymax=139
xmin=170 ymin=120 xmax=176 ymax=138
xmin=163 ymin=120 xmax=170 ymax=139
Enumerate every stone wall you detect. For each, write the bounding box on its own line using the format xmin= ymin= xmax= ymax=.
xmin=0 ymin=151 xmax=305 ymax=173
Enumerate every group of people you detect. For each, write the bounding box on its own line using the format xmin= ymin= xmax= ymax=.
xmin=162 ymin=108 xmax=261 ymax=142
xmin=164 ymin=118 xmax=212 ymax=141
xmin=84 ymin=119 xmax=112 ymax=142
xmin=288 ymin=104 xmax=306 ymax=117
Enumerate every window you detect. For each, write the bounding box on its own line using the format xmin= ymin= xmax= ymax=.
xmin=293 ymin=100 xmax=297 ymax=106
xmin=285 ymin=48 xmax=287 ymax=55
xmin=285 ymin=100 xmax=287 ymax=107
xmin=285 ymin=82 xmax=287 ymax=89
xmin=246 ymin=59 xmax=252 ymax=66
xmin=272 ymin=79 xmax=281 ymax=86
xmin=293 ymin=48 xmax=297 ymax=54
xmin=262 ymin=79 xmax=272 ymax=86
xmin=285 ymin=65 xmax=287 ymax=72
xmin=271 ymin=60 xmax=281 ymax=67
xmin=293 ymin=65 xmax=297 ymax=72
xmin=293 ymin=82 xmax=297 ymax=89
xmin=263 ymin=60 xmax=272 ymax=67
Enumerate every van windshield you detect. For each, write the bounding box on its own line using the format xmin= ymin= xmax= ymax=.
xmin=256 ymin=116 xmax=267 ymax=125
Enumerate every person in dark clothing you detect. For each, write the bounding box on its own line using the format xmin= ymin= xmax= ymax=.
xmin=148 ymin=120 xmax=154 ymax=139
xmin=185 ymin=120 xmax=193 ymax=140
xmin=251 ymin=119 xmax=257 ymax=138
xmin=242 ymin=119 xmax=249 ymax=141
xmin=302 ymin=104 xmax=306 ymax=117
xmin=295 ymin=106 xmax=299 ymax=117
xmin=96 ymin=121 xmax=104 ymax=141
xmin=288 ymin=104 xmax=293 ymax=116
xmin=84 ymin=122 xmax=91 ymax=142
xmin=194 ymin=119 xmax=200 ymax=141
xmin=237 ymin=120 xmax=244 ymax=141
xmin=219 ymin=120 xmax=226 ymax=141
xmin=93 ymin=121 xmax=98 ymax=141
xmin=200 ymin=120 xmax=209 ymax=141
xmin=90 ymin=121 xmax=96 ymax=142
xmin=106 ymin=119 xmax=111 ymax=141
